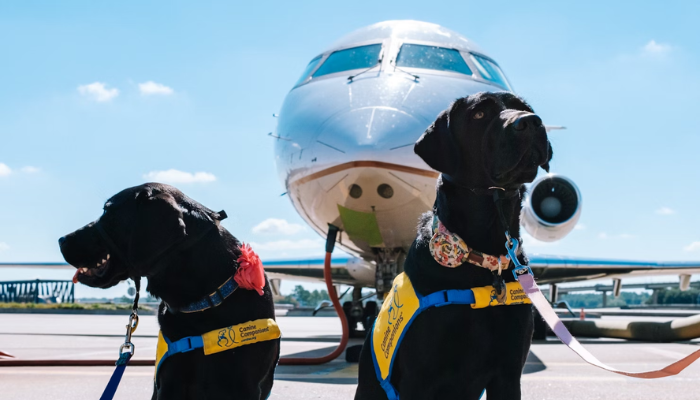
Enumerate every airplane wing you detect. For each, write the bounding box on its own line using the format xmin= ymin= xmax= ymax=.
xmin=529 ymin=255 xmax=700 ymax=284
xmin=262 ymin=257 xmax=358 ymax=285
xmin=4 ymin=256 xmax=699 ymax=288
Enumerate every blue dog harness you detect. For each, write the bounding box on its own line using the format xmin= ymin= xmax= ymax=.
xmin=166 ymin=276 xmax=239 ymax=313
xmin=371 ymin=272 xmax=530 ymax=400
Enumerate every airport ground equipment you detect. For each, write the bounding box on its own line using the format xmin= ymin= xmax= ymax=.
xmin=564 ymin=314 xmax=700 ymax=342
xmin=0 ymin=279 xmax=74 ymax=304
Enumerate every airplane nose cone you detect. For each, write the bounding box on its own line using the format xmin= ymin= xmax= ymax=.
xmin=316 ymin=107 xmax=426 ymax=152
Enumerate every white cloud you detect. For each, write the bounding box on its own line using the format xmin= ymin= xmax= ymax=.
xmin=642 ymin=40 xmax=671 ymax=56
xmin=143 ymin=169 xmax=216 ymax=184
xmin=599 ymin=232 xmax=635 ymax=240
xmin=77 ymin=82 xmax=119 ymax=102
xmin=0 ymin=163 xmax=11 ymax=177
xmin=0 ymin=242 xmax=9 ymax=252
xmin=684 ymin=242 xmax=700 ymax=252
xmin=21 ymin=166 xmax=40 ymax=174
xmin=252 ymin=218 xmax=305 ymax=235
xmin=139 ymin=81 xmax=174 ymax=96
xmin=250 ymin=239 xmax=324 ymax=251
xmin=574 ymin=224 xmax=586 ymax=231
xmin=656 ymin=207 xmax=675 ymax=215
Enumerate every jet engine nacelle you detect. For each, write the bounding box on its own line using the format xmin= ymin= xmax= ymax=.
xmin=521 ymin=174 xmax=582 ymax=242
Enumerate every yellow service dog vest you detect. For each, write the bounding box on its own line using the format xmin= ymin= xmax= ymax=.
xmin=371 ymin=273 xmax=531 ymax=400
xmin=154 ymin=318 xmax=281 ymax=382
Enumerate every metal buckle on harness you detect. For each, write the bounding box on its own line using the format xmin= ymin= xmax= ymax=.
xmin=504 ymin=236 xmax=533 ymax=280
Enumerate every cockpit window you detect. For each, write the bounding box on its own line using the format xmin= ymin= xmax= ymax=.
xmin=395 ymin=44 xmax=472 ymax=75
xmin=469 ymin=54 xmax=511 ymax=89
xmin=312 ymin=44 xmax=382 ymax=78
xmin=294 ymin=55 xmax=322 ymax=86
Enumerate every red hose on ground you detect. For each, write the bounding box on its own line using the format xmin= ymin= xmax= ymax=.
xmin=0 ymin=252 xmax=351 ymax=367
xmin=278 ymin=251 xmax=350 ymax=365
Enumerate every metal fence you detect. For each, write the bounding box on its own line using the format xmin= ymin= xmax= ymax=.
xmin=0 ymin=280 xmax=74 ymax=303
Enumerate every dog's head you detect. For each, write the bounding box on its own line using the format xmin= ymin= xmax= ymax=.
xmin=415 ymin=92 xmax=552 ymax=189
xmin=58 ymin=183 xmax=225 ymax=288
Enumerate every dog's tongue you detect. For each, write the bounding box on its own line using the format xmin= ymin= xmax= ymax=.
xmin=72 ymin=269 xmax=80 ymax=284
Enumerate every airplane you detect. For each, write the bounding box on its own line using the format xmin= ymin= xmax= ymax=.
xmin=3 ymin=20 xmax=700 ymax=336
xmin=263 ymin=20 xmax=700 ymax=331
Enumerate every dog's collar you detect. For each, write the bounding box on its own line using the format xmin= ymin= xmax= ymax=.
xmin=165 ymin=276 xmax=238 ymax=314
xmin=441 ymin=174 xmax=521 ymax=198
xmin=429 ymin=215 xmax=519 ymax=271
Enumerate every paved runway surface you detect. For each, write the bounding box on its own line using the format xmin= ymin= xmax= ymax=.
xmin=2 ymin=313 xmax=700 ymax=399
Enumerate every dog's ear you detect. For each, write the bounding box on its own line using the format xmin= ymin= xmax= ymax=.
xmin=541 ymin=141 xmax=553 ymax=173
xmin=414 ymin=111 xmax=460 ymax=175
xmin=128 ymin=192 xmax=187 ymax=274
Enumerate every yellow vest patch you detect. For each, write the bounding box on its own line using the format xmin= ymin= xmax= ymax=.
xmin=202 ymin=318 xmax=280 ymax=355
xmin=370 ymin=273 xmax=531 ymax=399
xmin=155 ymin=318 xmax=280 ymax=381
xmin=471 ymin=281 xmax=532 ymax=309
xmin=372 ymin=273 xmax=421 ymax=381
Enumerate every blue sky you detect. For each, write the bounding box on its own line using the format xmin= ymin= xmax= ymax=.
xmin=1 ymin=1 xmax=699 ymax=299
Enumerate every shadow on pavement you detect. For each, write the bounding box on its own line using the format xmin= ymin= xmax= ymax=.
xmin=523 ymin=350 xmax=546 ymax=374
xmin=276 ymin=346 xmax=358 ymax=384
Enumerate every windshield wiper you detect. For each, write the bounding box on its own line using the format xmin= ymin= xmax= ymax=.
xmin=392 ymin=64 xmax=419 ymax=81
xmin=348 ymin=48 xmax=384 ymax=83
xmin=347 ymin=63 xmax=381 ymax=82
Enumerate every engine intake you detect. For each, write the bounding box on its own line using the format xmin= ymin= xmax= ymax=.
xmin=521 ymin=174 xmax=582 ymax=242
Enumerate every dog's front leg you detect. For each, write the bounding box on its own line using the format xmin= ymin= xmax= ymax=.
xmin=354 ymin=334 xmax=389 ymax=400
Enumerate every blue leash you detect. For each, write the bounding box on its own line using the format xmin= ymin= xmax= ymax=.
xmin=100 ymin=351 xmax=133 ymax=400
xmin=100 ymin=280 xmax=140 ymax=400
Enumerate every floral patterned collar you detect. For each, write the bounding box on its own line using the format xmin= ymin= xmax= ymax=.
xmin=429 ymin=215 xmax=514 ymax=271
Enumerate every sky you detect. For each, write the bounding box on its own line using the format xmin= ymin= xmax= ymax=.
xmin=1 ymin=1 xmax=700 ymax=299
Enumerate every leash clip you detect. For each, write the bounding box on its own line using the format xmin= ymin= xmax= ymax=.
xmin=119 ymin=311 xmax=139 ymax=357
xmin=504 ymin=236 xmax=533 ymax=280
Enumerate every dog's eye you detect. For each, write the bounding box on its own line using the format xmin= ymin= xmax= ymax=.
xmin=473 ymin=111 xmax=484 ymax=120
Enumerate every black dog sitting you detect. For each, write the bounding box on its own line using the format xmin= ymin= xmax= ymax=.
xmin=354 ymin=92 xmax=552 ymax=400
xmin=59 ymin=183 xmax=279 ymax=400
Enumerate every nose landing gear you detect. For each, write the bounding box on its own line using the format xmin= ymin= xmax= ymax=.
xmin=342 ymin=286 xmax=379 ymax=338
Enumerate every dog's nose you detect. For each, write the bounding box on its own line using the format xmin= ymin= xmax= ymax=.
xmin=58 ymin=236 xmax=66 ymax=247
xmin=513 ymin=114 xmax=543 ymax=131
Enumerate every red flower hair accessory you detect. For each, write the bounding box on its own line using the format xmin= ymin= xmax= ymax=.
xmin=235 ymin=243 xmax=265 ymax=296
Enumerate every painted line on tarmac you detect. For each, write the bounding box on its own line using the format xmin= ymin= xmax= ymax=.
xmin=640 ymin=346 xmax=697 ymax=360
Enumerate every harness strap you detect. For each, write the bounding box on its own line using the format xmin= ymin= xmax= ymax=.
xmin=167 ymin=335 xmax=204 ymax=354
xmin=166 ymin=276 xmax=239 ymax=313
xmin=420 ymin=289 xmax=475 ymax=309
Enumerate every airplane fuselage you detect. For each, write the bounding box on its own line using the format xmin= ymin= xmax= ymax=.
xmin=274 ymin=22 xmax=510 ymax=278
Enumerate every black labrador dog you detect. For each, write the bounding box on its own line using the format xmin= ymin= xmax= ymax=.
xmin=355 ymin=92 xmax=551 ymax=400
xmin=59 ymin=183 xmax=279 ymax=400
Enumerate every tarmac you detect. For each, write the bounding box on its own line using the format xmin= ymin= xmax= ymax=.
xmin=2 ymin=313 xmax=700 ymax=399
